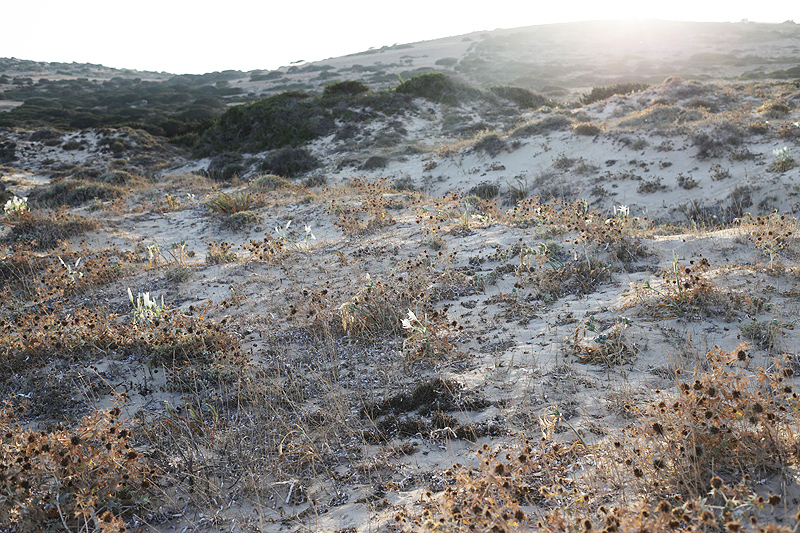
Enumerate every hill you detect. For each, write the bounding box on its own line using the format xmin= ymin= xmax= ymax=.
xmin=0 ymin=19 xmax=799 ymax=533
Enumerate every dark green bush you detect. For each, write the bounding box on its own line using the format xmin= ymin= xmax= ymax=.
xmin=323 ymin=80 xmax=370 ymax=97
xmin=395 ymin=73 xmax=482 ymax=105
xmin=304 ymin=174 xmax=327 ymax=188
xmin=580 ymin=83 xmax=649 ymax=105
xmin=249 ymin=71 xmax=283 ymax=82
xmin=472 ymin=133 xmax=506 ymax=156
xmin=361 ymin=155 xmax=388 ymax=170
xmin=29 ymin=180 xmax=124 ymax=207
xmin=193 ymin=91 xmax=332 ymax=156
xmin=206 ymin=152 xmax=245 ymax=181
xmin=101 ymin=169 xmax=136 ymax=185
xmin=61 ymin=140 xmax=82 ymax=151
xmin=435 ymin=57 xmax=458 ymax=67
xmin=259 ymin=147 xmax=320 ymax=178
xmin=510 ymin=115 xmax=572 ymax=138
xmin=249 ymin=174 xmax=292 ymax=191
xmin=489 ymin=86 xmax=553 ymax=109
xmin=0 ymin=141 xmax=16 ymax=163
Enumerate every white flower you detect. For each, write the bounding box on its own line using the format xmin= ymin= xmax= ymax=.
xmin=774 ymin=146 xmax=790 ymax=160
xmin=402 ymin=310 xmax=418 ymax=330
xmin=4 ymin=196 xmax=28 ymax=215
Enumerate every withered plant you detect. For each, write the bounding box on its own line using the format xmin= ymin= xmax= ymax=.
xmin=329 ymin=177 xmax=397 ymax=236
xmin=0 ymin=403 xmax=154 ymax=533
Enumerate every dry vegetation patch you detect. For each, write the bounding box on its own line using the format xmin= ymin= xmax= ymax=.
xmin=4 ymin=69 xmax=800 ymax=532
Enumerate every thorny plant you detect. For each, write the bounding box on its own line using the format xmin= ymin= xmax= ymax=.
xmin=415 ymin=192 xmax=501 ymax=239
xmin=516 ymin=243 xmax=611 ymax=302
xmin=401 ymin=343 xmax=800 ymax=533
xmin=5 ymin=209 xmax=98 ymax=251
xmin=505 ymin=197 xmax=649 ymax=262
xmin=329 ymin=177 xmax=397 ymax=236
xmin=571 ymin=315 xmax=636 ymax=366
xmin=642 ymin=253 xmax=717 ymax=317
xmin=334 ymin=253 xmax=462 ymax=360
xmin=1 ymin=245 xmax=132 ymax=302
xmin=205 ymin=240 xmax=237 ymax=264
xmin=743 ymin=211 xmax=797 ymax=267
xmin=0 ymin=305 xmax=240 ymax=375
xmin=242 ymin=233 xmax=286 ymax=263
xmin=618 ymin=344 xmax=800 ymax=500
xmin=0 ymin=403 xmax=155 ymax=533
xmin=396 ymin=439 xmax=590 ymax=532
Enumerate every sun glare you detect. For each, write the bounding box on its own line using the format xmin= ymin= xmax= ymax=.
xmin=3 ymin=0 xmax=796 ymax=73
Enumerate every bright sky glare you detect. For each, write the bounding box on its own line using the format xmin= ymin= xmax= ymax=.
xmin=5 ymin=0 xmax=798 ymax=74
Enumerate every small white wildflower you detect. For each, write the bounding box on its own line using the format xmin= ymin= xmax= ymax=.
xmin=3 ymin=196 xmax=28 ymax=215
xmin=402 ymin=309 xmax=418 ymax=330
xmin=774 ymin=146 xmax=790 ymax=160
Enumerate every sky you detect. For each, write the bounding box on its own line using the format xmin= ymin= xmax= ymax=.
xmin=5 ymin=1 xmax=798 ymax=74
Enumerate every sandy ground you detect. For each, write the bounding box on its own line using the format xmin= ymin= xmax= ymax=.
xmin=2 ymin=22 xmax=800 ymax=532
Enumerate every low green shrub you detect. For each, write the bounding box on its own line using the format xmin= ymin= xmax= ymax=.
xmin=259 ymin=147 xmax=320 ymax=178
xmin=361 ymin=155 xmax=388 ymax=170
xmin=7 ymin=210 xmax=98 ymax=250
xmin=468 ymin=182 xmax=500 ymax=199
xmin=472 ymin=132 xmax=506 ymax=156
xmin=249 ymin=173 xmax=292 ymax=191
xmin=323 ymin=80 xmax=370 ymax=97
xmin=510 ymin=115 xmax=573 ymax=137
xmin=206 ymin=191 xmax=252 ymax=214
xmin=225 ymin=210 xmax=260 ymax=230
xmin=395 ymin=72 xmax=482 ymax=105
xmin=29 ymin=180 xmax=125 ymax=207
xmin=757 ymin=100 xmax=791 ymax=118
xmin=573 ymin=122 xmax=602 ymax=136
xmin=205 ymin=152 xmax=245 ymax=181
xmin=580 ymin=82 xmax=649 ymax=105
xmin=489 ymin=86 xmax=553 ymax=109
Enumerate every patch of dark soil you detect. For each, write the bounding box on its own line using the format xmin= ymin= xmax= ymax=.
xmin=362 ymin=377 xmax=490 ymax=419
xmin=367 ymin=413 xmax=506 ymax=442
